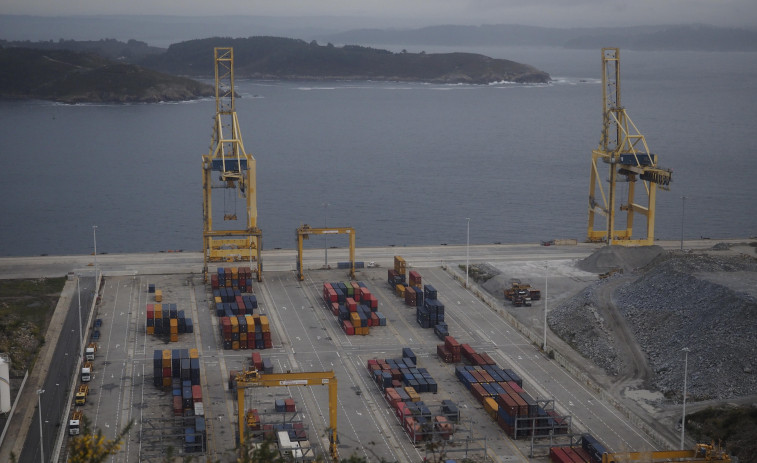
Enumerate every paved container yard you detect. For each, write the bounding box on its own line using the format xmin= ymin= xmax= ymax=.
xmin=5 ymin=240 xmax=743 ymax=463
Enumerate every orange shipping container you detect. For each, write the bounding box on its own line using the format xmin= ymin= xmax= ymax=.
xmin=162 ymin=349 xmax=172 ymax=368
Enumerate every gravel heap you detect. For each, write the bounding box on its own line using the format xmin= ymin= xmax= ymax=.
xmin=548 ymin=282 xmax=623 ymax=376
xmin=549 ymin=247 xmax=757 ymax=401
xmin=576 ymin=245 xmax=665 ymax=273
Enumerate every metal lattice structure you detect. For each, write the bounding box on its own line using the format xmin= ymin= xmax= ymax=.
xmin=587 ymin=48 xmax=672 ymax=246
xmin=202 ymin=47 xmax=262 ymax=281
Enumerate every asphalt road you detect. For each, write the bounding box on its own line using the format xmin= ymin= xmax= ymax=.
xmin=20 ymin=276 xmax=94 ymax=463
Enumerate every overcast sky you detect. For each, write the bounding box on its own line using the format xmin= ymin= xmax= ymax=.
xmin=4 ymin=0 xmax=757 ymax=28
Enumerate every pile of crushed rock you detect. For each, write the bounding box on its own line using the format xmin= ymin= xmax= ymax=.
xmin=549 ymin=245 xmax=757 ymax=401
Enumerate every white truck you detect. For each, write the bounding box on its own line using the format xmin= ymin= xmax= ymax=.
xmin=69 ymin=410 xmax=83 ymax=435
xmin=81 ymin=361 xmax=93 ymax=382
xmin=85 ymin=342 xmax=98 ymax=361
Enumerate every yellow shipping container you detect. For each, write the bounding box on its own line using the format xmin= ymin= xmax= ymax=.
xmin=146 ymin=326 xmax=154 ymax=335
xmin=170 ymin=333 xmax=178 ymax=342
xmin=162 ymin=349 xmax=171 ymax=368
xmin=155 ymin=289 xmax=163 ymax=302
xmin=483 ymin=397 xmax=498 ymax=420
xmin=404 ymin=387 xmax=421 ymax=402
xmin=230 ymin=316 xmax=239 ymax=333
xmin=232 ymin=341 xmax=239 ymax=350
xmin=240 ymin=332 xmax=247 ymax=341
xmin=189 ymin=348 xmax=199 ymax=359
xmin=350 ymin=312 xmax=361 ymax=327
xmin=155 ymin=304 xmax=162 ymax=318
xmin=258 ymin=316 xmax=270 ymax=332
xmin=162 ymin=377 xmax=172 ymax=387
xmin=214 ymin=296 xmax=222 ymax=304
xmin=245 ymin=315 xmax=255 ymax=332
xmin=395 ymin=284 xmax=405 ymax=297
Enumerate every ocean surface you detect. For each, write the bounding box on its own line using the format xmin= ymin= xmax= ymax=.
xmin=1 ymin=46 xmax=755 ymax=257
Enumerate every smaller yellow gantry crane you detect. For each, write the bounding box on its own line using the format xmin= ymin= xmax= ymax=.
xmin=235 ymin=369 xmax=339 ymax=461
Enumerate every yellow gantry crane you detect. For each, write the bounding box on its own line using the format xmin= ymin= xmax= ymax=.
xmin=202 ymin=47 xmax=263 ymax=281
xmin=235 ymin=369 xmax=339 ymax=461
xmin=296 ymin=225 xmax=356 ymax=281
xmin=588 ymin=48 xmax=673 ymax=246
xmin=602 ymin=442 xmax=731 ymax=463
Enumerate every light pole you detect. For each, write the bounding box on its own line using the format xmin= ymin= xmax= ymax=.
xmin=543 ymin=264 xmax=548 ymax=351
xmin=465 ymin=218 xmax=470 ymax=288
xmin=680 ymin=196 xmax=687 ymax=251
xmin=92 ymin=225 xmax=98 ymax=280
xmin=77 ymin=275 xmax=83 ymax=355
xmin=680 ymin=347 xmax=690 ymax=449
xmin=37 ymin=388 xmax=45 ymax=463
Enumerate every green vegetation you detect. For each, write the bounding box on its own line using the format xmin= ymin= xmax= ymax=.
xmin=0 ymin=48 xmax=213 ymax=103
xmin=0 ymin=277 xmax=65 ymax=373
xmin=142 ymin=37 xmax=550 ymax=84
xmin=686 ymin=406 xmax=757 ymax=463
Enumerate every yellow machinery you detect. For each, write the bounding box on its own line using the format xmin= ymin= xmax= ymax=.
xmin=202 ymin=47 xmax=262 ymax=281
xmin=296 ymin=225 xmax=356 ymax=281
xmin=235 ymin=369 xmax=339 ymax=461
xmin=588 ymin=48 xmax=672 ymax=245
xmin=602 ymin=443 xmax=730 ymax=463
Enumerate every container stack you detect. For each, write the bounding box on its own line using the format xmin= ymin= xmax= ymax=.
xmin=366 ymin=349 xmax=438 ymax=394
xmin=219 ymin=315 xmax=271 ymax=350
xmin=323 ymin=282 xmax=385 ymax=336
xmin=387 ymin=256 xmax=407 ymax=288
xmin=210 ymin=266 xmax=254 ymax=292
xmin=453 ymin=345 xmax=569 ymax=438
xmin=436 ymin=335 xmax=462 ymax=363
xmin=146 ymin=303 xmax=193 ymax=341
xmin=151 ymin=347 xmax=206 ymax=451
xmin=408 ymin=271 xmax=422 ymax=288
xmin=417 ymin=287 xmax=444 ymax=329
xmin=368 ymin=350 xmax=453 ymax=444
xmin=213 ymin=290 xmax=257 ymax=316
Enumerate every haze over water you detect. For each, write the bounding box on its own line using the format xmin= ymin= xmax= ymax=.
xmin=1 ymin=47 xmax=755 ymax=257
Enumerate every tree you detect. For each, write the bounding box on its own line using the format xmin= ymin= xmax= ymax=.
xmin=66 ymin=416 xmax=133 ymax=463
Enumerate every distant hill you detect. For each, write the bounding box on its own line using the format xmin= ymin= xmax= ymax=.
xmin=323 ymin=24 xmax=757 ymax=52
xmin=138 ymin=36 xmax=550 ymax=84
xmin=0 ymin=38 xmax=164 ymax=61
xmin=0 ymin=48 xmax=213 ymax=103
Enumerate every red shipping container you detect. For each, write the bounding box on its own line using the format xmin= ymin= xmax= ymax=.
xmin=509 ymin=392 xmax=529 ymax=417
xmin=471 ymin=353 xmax=485 ymax=366
xmin=562 ymin=447 xmax=585 ymax=463
xmin=346 ymin=297 xmax=357 ymax=312
xmin=359 ymin=287 xmax=371 ymax=301
xmin=284 ymin=398 xmax=296 ymax=412
xmin=192 ymin=385 xmax=202 ymax=403
xmin=461 ymin=343 xmax=476 ymax=360
xmin=162 ymin=367 xmax=171 ymax=378
xmin=264 ymin=339 xmax=272 ymax=349
xmin=367 ymin=358 xmax=378 ymax=369
xmin=471 ymin=383 xmax=488 ymax=403
xmin=370 ymin=312 xmax=379 ymax=326
xmin=549 ymin=447 xmax=572 ymax=463
xmin=342 ymin=320 xmax=354 ymax=336
xmin=480 ymin=371 xmax=495 ymax=383
xmin=350 ymin=282 xmax=361 ymax=300
xmin=173 ymin=396 xmax=183 ymax=416
xmin=507 ymin=380 xmax=524 ymax=394
xmin=480 ymin=352 xmax=496 ymax=365
xmin=368 ymin=294 xmax=378 ymax=309
xmin=496 ymin=393 xmax=518 ymax=418
xmin=252 ymin=352 xmax=262 ymax=370
xmin=573 ymin=447 xmax=592 ymax=461
xmin=330 ymin=302 xmax=340 ymax=316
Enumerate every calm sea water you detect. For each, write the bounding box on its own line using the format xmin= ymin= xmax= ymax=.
xmin=1 ymin=47 xmax=755 ymax=257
